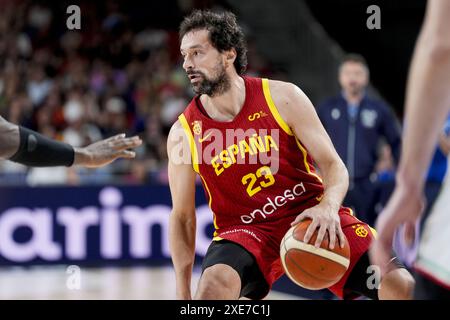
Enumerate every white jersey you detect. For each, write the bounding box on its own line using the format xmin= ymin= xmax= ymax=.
xmin=415 ymin=155 xmax=450 ymax=287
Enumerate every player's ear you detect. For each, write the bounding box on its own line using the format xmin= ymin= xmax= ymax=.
xmin=224 ymin=48 xmax=236 ymax=67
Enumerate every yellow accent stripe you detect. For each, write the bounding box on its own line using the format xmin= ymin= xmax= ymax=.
xmin=349 ymin=208 xmax=355 ymax=216
xmin=199 ymin=175 xmax=212 ymax=208
xmin=262 ymin=78 xmax=293 ymax=136
xmin=178 ymin=114 xmax=199 ymax=173
xmin=213 ymin=236 xmax=223 ymax=241
xmin=294 ymin=137 xmax=323 ymax=183
xmin=261 ymin=78 xmax=323 ymax=185
xmin=199 ymin=174 xmax=219 ymax=235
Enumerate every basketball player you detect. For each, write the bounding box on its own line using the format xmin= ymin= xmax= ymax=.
xmin=0 ymin=115 xmax=142 ymax=168
xmin=370 ymin=0 xmax=450 ymax=299
xmin=168 ymin=10 xmax=414 ymax=300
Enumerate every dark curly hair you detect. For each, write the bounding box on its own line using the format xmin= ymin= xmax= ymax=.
xmin=179 ymin=10 xmax=248 ymax=75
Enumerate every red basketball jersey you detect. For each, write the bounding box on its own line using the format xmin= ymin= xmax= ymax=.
xmin=179 ymin=77 xmax=325 ymax=237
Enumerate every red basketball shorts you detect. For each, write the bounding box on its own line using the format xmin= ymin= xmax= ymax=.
xmin=213 ymin=206 xmax=375 ymax=299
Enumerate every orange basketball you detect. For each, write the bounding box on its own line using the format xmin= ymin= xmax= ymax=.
xmin=280 ymin=219 xmax=351 ymax=290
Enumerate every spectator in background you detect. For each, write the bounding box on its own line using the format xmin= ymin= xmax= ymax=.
xmin=317 ymin=54 xmax=401 ymax=226
xmin=372 ymin=143 xmax=396 ymax=216
xmin=27 ymin=64 xmax=52 ymax=107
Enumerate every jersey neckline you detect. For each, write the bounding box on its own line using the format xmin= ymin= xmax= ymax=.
xmin=194 ymin=76 xmax=251 ymax=126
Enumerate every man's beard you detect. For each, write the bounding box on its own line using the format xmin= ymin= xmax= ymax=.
xmin=348 ymin=82 xmax=364 ymax=95
xmin=189 ymin=63 xmax=230 ymax=97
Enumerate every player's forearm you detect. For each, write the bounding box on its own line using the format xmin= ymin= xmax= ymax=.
xmin=0 ymin=117 xmax=20 ymax=159
xmin=169 ymin=212 xmax=196 ymax=298
xmin=317 ymin=159 xmax=349 ymax=212
xmin=397 ymin=24 xmax=450 ymax=191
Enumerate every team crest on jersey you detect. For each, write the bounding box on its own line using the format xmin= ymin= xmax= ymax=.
xmin=192 ymin=120 xmax=202 ymax=135
xmin=352 ymin=224 xmax=368 ymax=238
xmin=361 ymin=110 xmax=378 ymax=128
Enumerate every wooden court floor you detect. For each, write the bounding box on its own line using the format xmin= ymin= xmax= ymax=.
xmin=0 ymin=266 xmax=301 ymax=300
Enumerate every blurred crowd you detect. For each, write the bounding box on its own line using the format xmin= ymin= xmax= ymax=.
xmin=0 ymin=0 xmax=277 ymax=186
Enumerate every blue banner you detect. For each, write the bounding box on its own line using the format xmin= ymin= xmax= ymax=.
xmin=0 ymin=185 xmax=214 ymax=266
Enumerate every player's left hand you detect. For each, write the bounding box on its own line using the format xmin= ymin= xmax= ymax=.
xmin=291 ymin=202 xmax=345 ymax=250
xmin=370 ymin=183 xmax=425 ymax=275
xmin=74 ymin=133 xmax=142 ymax=168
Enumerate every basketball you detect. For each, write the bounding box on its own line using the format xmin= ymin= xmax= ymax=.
xmin=280 ymin=219 xmax=351 ymax=290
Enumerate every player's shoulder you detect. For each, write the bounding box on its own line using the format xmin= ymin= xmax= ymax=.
xmin=264 ymin=79 xmax=315 ymax=125
xmin=167 ymin=118 xmax=192 ymax=159
xmin=167 ymin=119 xmax=182 ymax=142
xmin=169 ymin=94 xmax=199 ymax=132
xmin=266 ymin=78 xmax=299 ymax=95
xmin=168 ymin=119 xmax=185 ymax=141
xmin=266 ymin=78 xmax=308 ymax=110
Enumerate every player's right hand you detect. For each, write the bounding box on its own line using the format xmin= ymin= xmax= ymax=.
xmin=291 ymin=202 xmax=345 ymax=250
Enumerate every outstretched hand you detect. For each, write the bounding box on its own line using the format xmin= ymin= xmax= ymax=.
xmin=74 ymin=133 xmax=142 ymax=168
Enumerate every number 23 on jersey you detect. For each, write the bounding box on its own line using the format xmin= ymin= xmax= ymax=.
xmin=241 ymin=166 xmax=275 ymax=197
